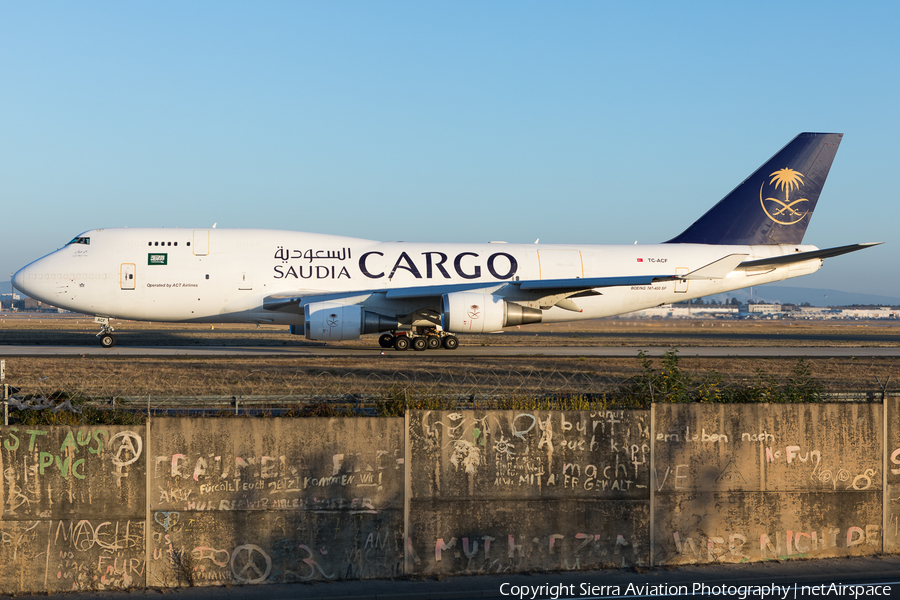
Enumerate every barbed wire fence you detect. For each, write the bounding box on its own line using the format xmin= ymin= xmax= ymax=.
xmin=2 ymin=353 xmax=898 ymax=424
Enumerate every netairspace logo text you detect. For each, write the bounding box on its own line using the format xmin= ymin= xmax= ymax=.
xmin=499 ymin=582 xmax=893 ymax=599
xmin=691 ymin=583 xmax=892 ymax=598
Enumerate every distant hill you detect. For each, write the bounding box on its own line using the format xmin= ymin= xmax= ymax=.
xmin=706 ymin=285 xmax=900 ymax=307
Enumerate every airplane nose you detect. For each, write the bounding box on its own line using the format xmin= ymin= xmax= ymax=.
xmin=12 ymin=265 xmax=32 ymax=295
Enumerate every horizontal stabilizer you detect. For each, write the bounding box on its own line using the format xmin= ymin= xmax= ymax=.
xmin=737 ymin=242 xmax=882 ymax=270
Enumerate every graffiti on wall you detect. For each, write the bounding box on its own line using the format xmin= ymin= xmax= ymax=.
xmin=426 ymin=520 xmax=647 ymax=574
xmin=3 ymin=402 xmax=900 ymax=592
xmin=654 ymin=404 xmax=882 ymax=493
xmin=411 ymin=410 xmax=651 ymax=497
xmin=0 ymin=425 xmax=146 ymax=594
xmin=410 ymin=410 xmax=652 ymax=573
xmin=654 ymin=404 xmax=884 ymax=565
xmin=147 ymin=418 xmax=405 ymax=585
xmin=659 ymin=516 xmax=883 ymax=565
xmin=0 ymin=427 xmax=144 ymax=517
xmin=886 ymin=397 xmax=900 ymax=552
xmin=148 ymin=512 xmax=402 ymax=585
xmin=0 ymin=518 xmax=145 ymax=593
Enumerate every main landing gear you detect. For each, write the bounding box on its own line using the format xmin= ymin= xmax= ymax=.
xmin=378 ymin=331 xmax=459 ymax=351
xmin=95 ymin=317 xmax=116 ymax=348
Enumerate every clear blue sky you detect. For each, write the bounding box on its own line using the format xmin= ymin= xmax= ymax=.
xmin=2 ymin=2 xmax=898 ymax=297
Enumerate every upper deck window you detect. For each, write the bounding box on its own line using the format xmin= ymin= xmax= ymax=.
xmin=67 ymin=237 xmax=90 ymax=246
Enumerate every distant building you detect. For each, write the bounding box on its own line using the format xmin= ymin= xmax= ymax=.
xmin=836 ymin=308 xmax=900 ymax=319
xmin=619 ymin=306 xmax=738 ymax=319
xmin=15 ymin=298 xmax=65 ymax=313
xmin=618 ymin=303 xmax=897 ymax=320
xmin=796 ymin=306 xmax=844 ymax=319
xmin=739 ymin=303 xmax=783 ymax=318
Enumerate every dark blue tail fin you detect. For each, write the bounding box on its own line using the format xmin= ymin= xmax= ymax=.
xmin=666 ymin=132 xmax=842 ymax=245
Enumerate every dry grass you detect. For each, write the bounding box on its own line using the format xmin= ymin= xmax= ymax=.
xmin=2 ymin=354 xmax=897 ymax=401
xmin=1 ymin=314 xmax=898 ymax=400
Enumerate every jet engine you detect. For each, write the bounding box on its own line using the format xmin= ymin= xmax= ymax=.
xmin=441 ymin=292 xmax=542 ymax=334
xmin=304 ymin=302 xmax=400 ymax=341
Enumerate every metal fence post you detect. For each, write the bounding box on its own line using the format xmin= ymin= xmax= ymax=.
xmin=1 ymin=360 xmax=7 ymax=427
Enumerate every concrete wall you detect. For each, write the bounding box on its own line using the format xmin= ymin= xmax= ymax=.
xmin=1 ymin=402 xmax=898 ymax=593
xmin=408 ymin=410 xmax=651 ymax=574
xmin=653 ymin=403 xmax=883 ymax=565
xmin=0 ymin=425 xmax=145 ymax=594
xmin=887 ymin=397 xmax=900 ymax=553
xmin=148 ymin=418 xmax=405 ymax=586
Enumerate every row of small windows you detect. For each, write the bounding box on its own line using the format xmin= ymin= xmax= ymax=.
xmin=148 ymin=241 xmax=190 ymax=246
xmin=26 ymin=273 xmax=108 ymax=280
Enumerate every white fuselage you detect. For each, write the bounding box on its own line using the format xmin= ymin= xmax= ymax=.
xmin=12 ymin=228 xmax=822 ymax=327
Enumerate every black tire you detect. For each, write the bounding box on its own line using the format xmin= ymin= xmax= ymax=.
xmin=412 ymin=337 xmax=427 ymax=351
xmin=100 ymin=334 xmax=116 ymax=348
xmin=378 ymin=333 xmax=394 ymax=348
xmin=442 ymin=335 xmax=459 ymax=350
xmin=426 ymin=336 xmax=441 ymax=350
xmin=393 ymin=336 xmax=410 ymax=351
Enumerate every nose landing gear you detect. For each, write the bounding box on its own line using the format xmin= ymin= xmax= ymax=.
xmin=99 ymin=332 xmax=116 ymax=348
xmin=95 ymin=317 xmax=116 ymax=348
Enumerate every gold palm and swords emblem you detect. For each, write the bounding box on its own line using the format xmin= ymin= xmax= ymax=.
xmin=759 ymin=168 xmax=810 ymax=225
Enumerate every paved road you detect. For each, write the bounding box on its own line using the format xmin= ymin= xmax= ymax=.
xmin=1 ymin=344 xmax=899 ymax=357
xmin=6 ymin=554 xmax=900 ymax=599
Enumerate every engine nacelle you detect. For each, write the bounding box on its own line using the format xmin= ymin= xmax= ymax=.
xmin=304 ymin=302 xmax=399 ymax=341
xmin=441 ymin=293 xmax=542 ymax=334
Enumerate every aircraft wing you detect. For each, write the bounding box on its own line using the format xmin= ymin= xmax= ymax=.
xmin=263 ymin=275 xmax=675 ymax=312
xmin=385 ymin=275 xmax=676 ymax=296
xmin=262 ymin=283 xmax=495 ymax=310
xmin=736 ymin=243 xmax=882 ymax=271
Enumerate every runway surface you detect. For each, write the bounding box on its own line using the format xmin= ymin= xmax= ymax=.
xmin=2 ymin=344 xmax=899 ymax=357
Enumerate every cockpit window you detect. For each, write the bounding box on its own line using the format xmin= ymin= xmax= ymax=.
xmin=67 ymin=237 xmax=90 ymax=246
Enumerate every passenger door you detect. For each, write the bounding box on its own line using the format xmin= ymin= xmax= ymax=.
xmin=120 ymin=263 xmax=136 ymax=290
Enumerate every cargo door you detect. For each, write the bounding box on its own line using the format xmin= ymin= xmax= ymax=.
xmin=238 ymin=270 xmax=253 ymax=290
xmin=120 ymin=263 xmax=136 ymax=290
xmin=537 ymin=250 xmax=583 ymax=280
xmin=193 ymin=230 xmax=210 ymax=256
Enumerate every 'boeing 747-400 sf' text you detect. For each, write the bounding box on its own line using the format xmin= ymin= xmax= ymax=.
xmin=12 ymin=133 xmax=881 ymax=350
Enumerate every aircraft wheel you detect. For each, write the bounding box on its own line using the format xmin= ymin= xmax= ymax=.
xmin=378 ymin=333 xmax=394 ymax=348
xmin=412 ymin=337 xmax=427 ymax=351
xmin=426 ymin=336 xmax=441 ymax=350
xmin=100 ymin=333 xmax=116 ymax=348
xmin=393 ymin=336 xmax=410 ymax=351
xmin=442 ymin=335 xmax=459 ymax=350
